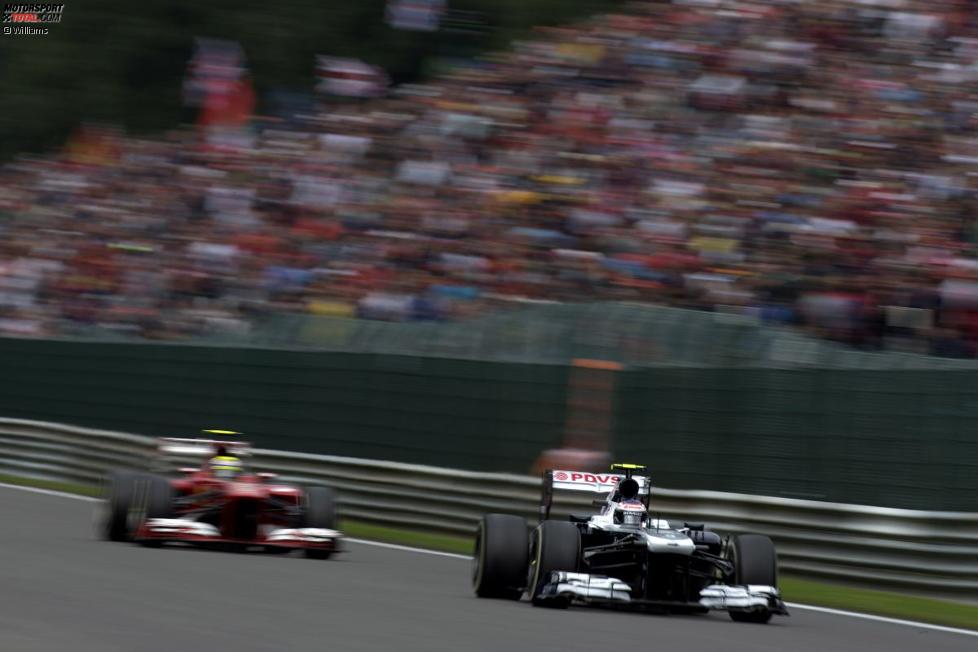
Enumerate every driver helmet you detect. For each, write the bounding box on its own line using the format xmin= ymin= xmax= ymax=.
xmin=210 ymin=445 xmax=243 ymax=479
xmin=615 ymin=499 xmax=647 ymax=528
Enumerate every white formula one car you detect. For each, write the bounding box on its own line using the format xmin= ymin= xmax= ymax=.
xmin=473 ymin=464 xmax=788 ymax=623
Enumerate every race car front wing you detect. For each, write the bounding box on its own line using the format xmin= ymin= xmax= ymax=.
xmin=134 ymin=518 xmax=343 ymax=551
xmin=536 ymin=571 xmax=788 ymax=616
xmin=537 ymin=572 xmax=634 ymax=602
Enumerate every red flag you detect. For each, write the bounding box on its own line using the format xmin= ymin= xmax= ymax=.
xmin=198 ymin=75 xmax=255 ymax=128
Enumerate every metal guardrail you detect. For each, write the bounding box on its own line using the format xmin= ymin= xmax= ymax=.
xmin=0 ymin=417 xmax=976 ymax=598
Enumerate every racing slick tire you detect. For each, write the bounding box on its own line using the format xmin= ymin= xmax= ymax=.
xmin=138 ymin=475 xmax=175 ymax=548
xmin=145 ymin=475 xmax=175 ymax=519
xmin=102 ymin=471 xmax=138 ymax=542
xmin=473 ymin=514 xmax=529 ymax=600
xmin=302 ymin=486 xmax=338 ymax=559
xmin=530 ymin=520 xmax=581 ymax=608
xmin=727 ymin=534 xmax=778 ymax=624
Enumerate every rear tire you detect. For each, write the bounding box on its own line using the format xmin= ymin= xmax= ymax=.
xmin=303 ymin=486 xmax=338 ymax=559
xmin=728 ymin=534 xmax=778 ymax=624
xmin=102 ymin=471 xmax=137 ymax=542
xmin=530 ymin=520 xmax=580 ymax=608
xmin=473 ymin=514 xmax=529 ymax=600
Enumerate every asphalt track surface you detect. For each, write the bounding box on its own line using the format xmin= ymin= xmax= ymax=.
xmin=1 ymin=486 xmax=975 ymax=652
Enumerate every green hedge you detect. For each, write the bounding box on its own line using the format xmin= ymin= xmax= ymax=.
xmin=0 ymin=338 xmax=569 ymax=471
xmin=4 ymin=330 xmax=976 ymax=509
xmin=614 ymin=368 xmax=978 ymax=511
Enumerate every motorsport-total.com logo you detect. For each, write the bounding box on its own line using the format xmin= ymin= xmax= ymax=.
xmin=2 ymin=3 xmax=64 ymax=36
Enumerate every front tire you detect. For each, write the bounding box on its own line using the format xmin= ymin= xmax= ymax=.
xmin=728 ymin=534 xmax=778 ymax=624
xmin=529 ymin=520 xmax=580 ymax=608
xmin=303 ymin=486 xmax=338 ymax=559
xmin=473 ymin=514 xmax=529 ymax=600
xmin=138 ymin=475 xmax=175 ymax=548
xmin=102 ymin=471 xmax=137 ymax=541
xmin=145 ymin=475 xmax=174 ymax=519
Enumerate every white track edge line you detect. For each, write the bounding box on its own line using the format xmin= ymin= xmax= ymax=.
xmin=345 ymin=538 xmax=471 ymax=559
xmin=2 ymin=482 xmax=975 ymax=637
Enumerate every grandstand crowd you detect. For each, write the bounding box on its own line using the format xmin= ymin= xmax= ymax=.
xmin=3 ymin=0 xmax=978 ymax=356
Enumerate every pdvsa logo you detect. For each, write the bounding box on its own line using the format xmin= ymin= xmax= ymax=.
xmin=566 ymin=473 xmax=621 ymax=485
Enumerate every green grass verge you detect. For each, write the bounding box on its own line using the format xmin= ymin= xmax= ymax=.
xmin=339 ymin=520 xmax=473 ymax=555
xmin=2 ymin=473 xmax=975 ymax=630
xmin=0 ymin=473 xmax=100 ymax=497
xmin=779 ymin=576 xmax=978 ymax=631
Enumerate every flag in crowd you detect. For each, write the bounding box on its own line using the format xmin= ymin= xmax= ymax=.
xmin=316 ymin=56 xmax=389 ymax=98
xmin=183 ymin=38 xmax=256 ymax=128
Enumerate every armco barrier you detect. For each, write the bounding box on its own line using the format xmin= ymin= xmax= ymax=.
xmin=0 ymin=417 xmax=976 ymax=598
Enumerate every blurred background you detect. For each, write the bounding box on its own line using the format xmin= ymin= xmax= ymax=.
xmin=3 ymin=0 xmax=978 ymax=351
xmin=3 ymin=0 xmax=978 ymax=509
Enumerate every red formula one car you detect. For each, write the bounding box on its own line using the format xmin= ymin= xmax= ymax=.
xmin=100 ymin=435 xmax=342 ymax=558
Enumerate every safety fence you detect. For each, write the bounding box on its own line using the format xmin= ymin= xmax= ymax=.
xmin=0 ymin=417 xmax=976 ymax=599
xmin=48 ymin=302 xmax=978 ymax=369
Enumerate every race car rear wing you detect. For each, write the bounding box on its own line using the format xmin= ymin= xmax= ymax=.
xmin=153 ymin=437 xmax=253 ymax=473
xmin=157 ymin=438 xmax=253 ymax=458
xmin=540 ymin=464 xmax=651 ymax=523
